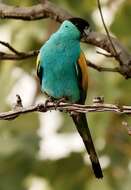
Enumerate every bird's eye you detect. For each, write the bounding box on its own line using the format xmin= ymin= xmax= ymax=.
xmin=84 ymin=26 xmax=91 ymax=36
xmin=65 ymin=25 xmax=68 ymax=28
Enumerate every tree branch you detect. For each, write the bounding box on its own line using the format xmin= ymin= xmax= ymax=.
xmin=0 ymin=50 xmax=39 ymax=60
xmin=0 ymin=41 xmax=21 ymax=54
xmin=83 ymin=32 xmax=131 ymax=78
xmin=1 ymin=97 xmax=131 ymax=121
xmin=0 ymin=1 xmax=131 ymax=78
xmin=0 ymin=1 xmax=71 ymax=21
xmin=97 ymin=0 xmax=118 ymax=57
xmin=87 ymin=61 xmax=121 ymax=74
xmin=0 ymin=40 xmax=39 ymax=60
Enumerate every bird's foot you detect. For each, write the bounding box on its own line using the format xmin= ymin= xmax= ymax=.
xmin=54 ymin=97 xmax=67 ymax=110
xmin=44 ymin=97 xmax=67 ymax=111
xmin=44 ymin=96 xmax=55 ymax=110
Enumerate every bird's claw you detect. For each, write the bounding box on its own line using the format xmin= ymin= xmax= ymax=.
xmin=54 ymin=97 xmax=67 ymax=110
xmin=44 ymin=97 xmax=67 ymax=111
xmin=44 ymin=97 xmax=54 ymax=111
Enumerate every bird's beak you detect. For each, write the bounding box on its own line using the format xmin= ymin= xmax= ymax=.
xmin=83 ymin=27 xmax=91 ymax=38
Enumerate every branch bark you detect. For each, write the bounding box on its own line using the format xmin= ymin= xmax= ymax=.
xmin=0 ymin=50 xmax=38 ymax=60
xmin=84 ymin=32 xmax=131 ymax=78
xmin=0 ymin=1 xmax=71 ymax=21
xmin=0 ymin=1 xmax=131 ymax=77
xmin=1 ymin=101 xmax=131 ymax=121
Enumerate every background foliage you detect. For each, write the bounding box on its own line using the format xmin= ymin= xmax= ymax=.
xmin=0 ymin=0 xmax=131 ymax=190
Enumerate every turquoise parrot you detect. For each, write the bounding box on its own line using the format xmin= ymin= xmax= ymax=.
xmin=37 ymin=18 xmax=103 ymax=178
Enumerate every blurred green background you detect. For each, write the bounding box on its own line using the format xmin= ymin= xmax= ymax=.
xmin=0 ymin=0 xmax=131 ymax=190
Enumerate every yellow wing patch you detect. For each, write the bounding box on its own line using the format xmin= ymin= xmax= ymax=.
xmin=78 ymin=51 xmax=88 ymax=95
xmin=36 ymin=52 xmax=41 ymax=76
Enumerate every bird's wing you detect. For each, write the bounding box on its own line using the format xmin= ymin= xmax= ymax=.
xmin=76 ymin=51 xmax=88 ymax=104
xmin=36 ymin=52 xmax=43 ymax=85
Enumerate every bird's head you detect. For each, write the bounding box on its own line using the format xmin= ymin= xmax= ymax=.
xmin=68 ymin=17 xmax=91 ymax=39
xmin=58 ymin=17 xmax=91 ymax=40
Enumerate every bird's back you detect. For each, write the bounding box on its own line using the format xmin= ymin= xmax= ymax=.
xmin=39 ymin=31 xmax=81 ymax=102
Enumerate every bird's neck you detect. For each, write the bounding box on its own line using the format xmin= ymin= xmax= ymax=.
xmin=52 ymin=30 xmax=80 ymax=42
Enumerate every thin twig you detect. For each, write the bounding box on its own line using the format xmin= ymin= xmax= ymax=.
xmin=0 ymin=50 xmax=39 ymax=60
xmin=87 ymin=60 xmax=121 ymax=74
xmin=97 ymin=0 xmax=118 ymax=57
xmin=96 ymin=50 xmax=113 ymax=57
xmin=0 ymin=41 xmax=21 ymax=54
xmin=0 ymin=40 xmax=39 ymax=59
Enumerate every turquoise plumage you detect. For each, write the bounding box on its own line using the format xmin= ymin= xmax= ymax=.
xmin=38 ymin=21 xmax=80 ymax=102
xmin=37 ymin=18 xmax=103 ymax=178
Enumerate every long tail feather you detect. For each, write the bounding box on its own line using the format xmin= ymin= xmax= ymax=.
xmin=71 ymin=113 xmax=103 ymax=178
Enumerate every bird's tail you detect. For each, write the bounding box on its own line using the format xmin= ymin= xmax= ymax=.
xmin=71 ymin=113 xmax=103 ymax=179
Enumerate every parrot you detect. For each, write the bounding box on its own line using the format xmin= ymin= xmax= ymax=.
xmin=36 ymin=17 xmax=103 ymax=178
